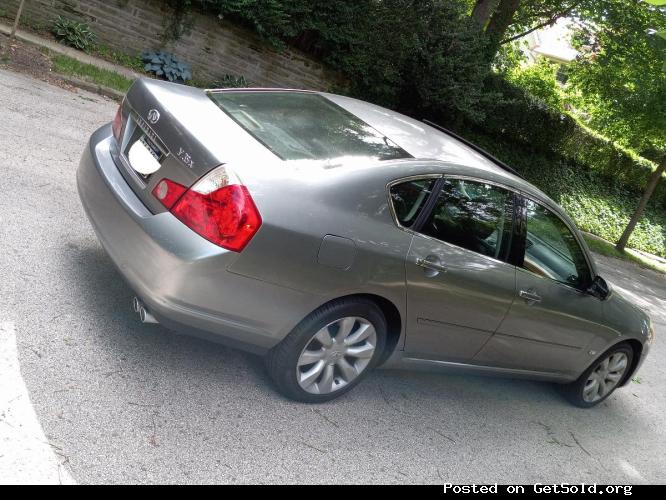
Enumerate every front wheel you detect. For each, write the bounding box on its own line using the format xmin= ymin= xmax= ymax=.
xmin=266 ymin=298 xmax=387 ymax=403
xmin=564 ymin=343 xmax=633 ymax=408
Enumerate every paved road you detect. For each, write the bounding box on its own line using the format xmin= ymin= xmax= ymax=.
xmin=1 ymin=68 xmax=665 ymax=485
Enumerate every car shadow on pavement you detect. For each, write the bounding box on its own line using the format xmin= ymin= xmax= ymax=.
xmin=66 ymin=243 xmax=272 ymax=387
xmin=33 ymin=240 xmax=659 ymax=483
xmin=66 ymin=242 xmax=572 ymax=409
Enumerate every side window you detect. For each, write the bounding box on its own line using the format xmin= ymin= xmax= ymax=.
xmin=420 ymin=179 xmax=515 ymax=261
xmin=523 ymin=199 xmax=591 ymax=288
xmin=389 ymin=178 xmax=437 ymax=228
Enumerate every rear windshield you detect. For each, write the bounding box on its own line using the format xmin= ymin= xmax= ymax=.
xmin=208 ymin=91 xmax=412 ymax=162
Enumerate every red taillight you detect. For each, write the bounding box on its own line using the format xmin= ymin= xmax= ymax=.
xmin=153 ymin=167 xmax=262 ymax=252
xmin=172 ymin=184 xmax=262 ymax=252
xmin=112 ymin=104 xmax=122 ymax=142
xmin=152 ymin=179 xmax=187 ymax=209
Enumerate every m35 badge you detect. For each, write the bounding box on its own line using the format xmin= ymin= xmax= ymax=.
xmin=178 ymin=147 xmax=194 ymax=169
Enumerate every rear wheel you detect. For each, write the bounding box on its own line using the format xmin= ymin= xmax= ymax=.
xmin=564 ymin=343 xmax=633 ymax=408
xmin=266 ymin=298 xmax=387 ymax=403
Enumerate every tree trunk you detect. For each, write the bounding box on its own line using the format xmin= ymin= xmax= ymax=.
xmin=616 ymin=157 xmax=666 ymax=252
xmin=485 ymin=0 xmax=521 ymax=53
xmin=11 ymin=0 xmax=26 ymax=38
xmin=471 ymin=0 xmax=498 ymax=28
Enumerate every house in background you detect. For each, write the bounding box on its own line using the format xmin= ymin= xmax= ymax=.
xmin=522 ymin=18 xmax=579 ymax=64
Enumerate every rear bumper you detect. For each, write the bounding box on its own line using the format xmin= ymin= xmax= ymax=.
xmin=77 ymin=125 xmax=312 ymax=354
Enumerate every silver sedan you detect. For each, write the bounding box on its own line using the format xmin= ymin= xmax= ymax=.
xmin=77 ymin=79 xmax=654 ymax=406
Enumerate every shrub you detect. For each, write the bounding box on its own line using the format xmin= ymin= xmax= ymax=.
xmin=505 ymin=59 xmax=565 ymax=112
xmin=463 ymin=129 xmax=666 ymax=258
xmin=52 ymin=16 xmax=97 ymax=52
xmin=142 ymin=51 xmax=192 ymax=83
xmin=477 ymin=74 xmax=665 ymax=207
xmin=179 ymin=0 xmax=491 ymax=121
xmin=319 ymin=0 xmax=491 ymax=121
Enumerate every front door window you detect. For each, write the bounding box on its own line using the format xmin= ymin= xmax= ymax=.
xmin=522 ymin=199 xmax=591 ymax=289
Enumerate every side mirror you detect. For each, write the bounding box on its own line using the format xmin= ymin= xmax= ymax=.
xmin=588 ymin=275 xmax=610 ymax=300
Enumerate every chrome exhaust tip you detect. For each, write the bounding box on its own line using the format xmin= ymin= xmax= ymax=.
xmin=132 ymin=296 xmax=142 ymax=314
xmin=139 ymin=306 xmax=158 ymax=324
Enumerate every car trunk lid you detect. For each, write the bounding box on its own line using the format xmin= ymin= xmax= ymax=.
xmin=113 ymin=79 xmax=278 ymax=214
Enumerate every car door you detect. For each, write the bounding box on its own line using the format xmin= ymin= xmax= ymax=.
xmin=399 ymin=177 xmax=519 ymax=362
xmin=473 ymin=196 xmax=607 ymax=375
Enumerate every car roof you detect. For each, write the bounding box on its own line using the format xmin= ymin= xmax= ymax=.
xmin=207 ymin=88 xmax=559 ymax=214
xmin=320 ymin=93 xmax=510 ymax=174
xmin=319 ymin=92 xmax=559 ymax=205
xmin=214 ymin=88 xmax=513 ymax=176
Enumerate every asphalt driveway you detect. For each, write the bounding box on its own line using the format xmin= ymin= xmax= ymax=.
xmin=0 ymin=68 xmax=664 ymax=484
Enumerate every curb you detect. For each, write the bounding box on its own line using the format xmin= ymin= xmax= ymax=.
xmin=582 ymin=230 xmax=666 ymax=263
xmin=55 ymin=73 xmax=125 ymax=101
xmin=0 ymin=22 xmax=142 ymax=80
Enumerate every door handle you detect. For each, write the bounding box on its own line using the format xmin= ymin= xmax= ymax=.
xmin=416 ymin=257 xmax=447 ymax=274
xmin=519 ymin=289 xmax=542 ymax=304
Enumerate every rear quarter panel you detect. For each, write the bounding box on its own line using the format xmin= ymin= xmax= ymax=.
xmin=227 ymin=161 xmax=426 ymax=338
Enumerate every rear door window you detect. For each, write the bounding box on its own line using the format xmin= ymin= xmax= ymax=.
xmin=389 ymin=178 xmax=437 ymax=228
xmin=420 ymin=178 xmax=515 ymax=261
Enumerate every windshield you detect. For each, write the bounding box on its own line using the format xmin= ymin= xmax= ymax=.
xmin=208 ymin=91 xmax=412 ymax=162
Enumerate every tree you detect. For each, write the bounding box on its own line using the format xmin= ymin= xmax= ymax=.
xmin=498 ymin=0 xmax=584 ymax=45
xmin=10 ymin=0 xmax=26 ymax=38
xmin=471 ymin=0 xmax=499 ymax=27
xmin=468 ymin=0 xmax=594 ymax=57
xmin=486 ymin=0 xmax=521 ymax=53
xmin=566 ymin=0 xmax=666 ymax=252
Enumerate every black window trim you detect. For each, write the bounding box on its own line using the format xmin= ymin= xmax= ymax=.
xmin=388 ymin=174 xmax=522 ymax=267
xmin=387 ymin=174 xmax=597 ymax=289
xmin=387 ymin=174 xmax=443 ymax=231
xmin=422 ymin=120 xmax=525 ymax=180
xmin=515 ymin=193 xmax=595 ymax=292
xmin=411 ymin=177 xmax=446 ymax=232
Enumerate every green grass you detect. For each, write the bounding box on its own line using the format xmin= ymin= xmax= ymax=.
xmin=51 ymin=54 xmax=134 ymax=93
xmin=94 ymin=46 xmax=144 ymax=73
xmin=583 ymin=234 xmax=666 ymax=274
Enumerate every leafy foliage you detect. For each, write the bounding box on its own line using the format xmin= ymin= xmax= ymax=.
xmin=52 ymin=16 xmax=97 ymax=52
xmin=567 ymin=0 xmax=666 ymax=156
xmin=501 ymin=2 xmax=590 ymax=39
xmin=330 ymin=1 xmax=492 ymax=120
xmin=464 ymin=129 xmax=666 ymax=257
xmin=158 ymin=0 xmax=665 ymax=255
xmin=478 ymin=74 xmax=664 ymax=204
xmin=504 ymin=58 xmax=565 ymax=111
xmin=188 ymin=0 xmax=311 ymax=49
xmin=142 ymin=51 xmax=192 ymax=83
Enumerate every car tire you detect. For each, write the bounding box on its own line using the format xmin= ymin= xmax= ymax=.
xmin=265 ymin=298 xmax=387 ymax=403
xmin=563 ymin=342 xmax=633 ymax=408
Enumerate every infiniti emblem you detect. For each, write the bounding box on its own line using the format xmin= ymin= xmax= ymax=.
xmin=147 ymin=109 xmax=160 ymax=124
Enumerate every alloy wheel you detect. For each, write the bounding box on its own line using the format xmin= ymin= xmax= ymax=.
xmin=582 ymin=352 xmax=629 ymax=403
xmin=296 ymin=316 xmax=377 ymax=395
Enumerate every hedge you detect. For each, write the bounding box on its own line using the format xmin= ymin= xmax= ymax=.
xmin=476 ymin=75 xmax=664 ymax=207
xmin=463 ymin=129 xmax=666 ymax=258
